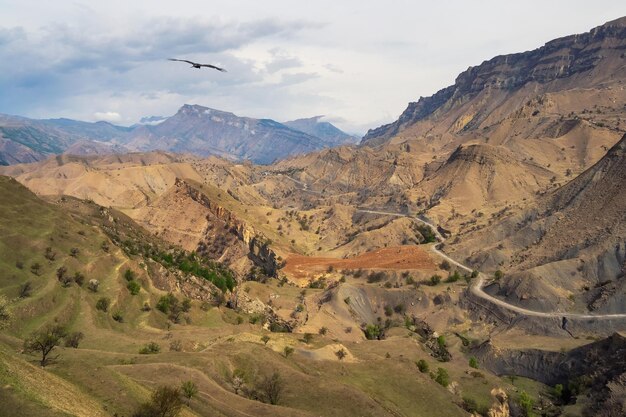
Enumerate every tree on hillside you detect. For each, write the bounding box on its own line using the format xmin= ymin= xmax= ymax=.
xmin=261 ymin=335 xmax=270 ymax=345
xmin=133 ymin=385 xmax=183 ymax=417
xmin=257 ymin=372 xmax=283 ymax=405
xmin=23 ymin=324 xmax=67 ymax=367
xmin=434 ymin=367 xmax=450 ymax=387
xmin=0 ymin=295 xmax=12 ymax=328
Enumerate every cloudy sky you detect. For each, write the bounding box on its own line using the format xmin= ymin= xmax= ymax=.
xmin=0 ymin=1 xmax=623 ymax=134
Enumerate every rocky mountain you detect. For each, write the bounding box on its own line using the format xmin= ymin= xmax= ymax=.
xmin=0 ymin=105 xmax=356 ymax=165
xmin=284 ymin=116 xmax=359 ymax=147
xmin=362 ymin=17 xmax=626 ymax=154
xmin=126 ymin=104 xmax=327 ymax=164
xmin=450 ymin=133 xmax=626 ymax=313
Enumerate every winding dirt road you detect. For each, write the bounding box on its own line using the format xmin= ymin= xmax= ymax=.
xmin=355 ymin=208 xmax=626 ymax=320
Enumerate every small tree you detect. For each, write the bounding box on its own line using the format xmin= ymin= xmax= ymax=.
xmin=127 ymin=280 xmax=141 ymax=295
xmin=440 ymin=260 xmax=451 ymax=271
xmin=469 ymin=356 xmax=479 ymax=369
xmin=64 ymin=331 xmax=84 ymax=348
xmin=96 ymin=297 xmax=110 ymax=312
xmin=261 ymin=335 xmax=270 ymax=345
xmin=180 ymin=380 xmax=198 ymax=404
xmin=19 ymin=281 xmax=33 ymax=298
xmin=335 ymin=348 xmax=347 ymax=360
xmin=23 ymin=325 xmax=67 ymax=367
xmin=318 ymin=326 xmax=328 ymax=335
xmin=364 ymin=324 xmax=381 ymax=340
xmin=283 ymin=346 xmax=294 ymax=357
xmin=437 ymin=335 xmax=446 ymax=349
xmin=133 ymin=385 xmax=183 ymax=417
xmin=139 ymin=342 xmax=161 ymax=354
xmin=519 ymin=391 xmax=534 ymax=417
xmin=430 ymin=274 xmax=441 ymax=286
xmin=434 ymin=367 xmax=450 ymax=387
xmin=124 ymin=268 xmax=136 ymax=282
xmin=30 ymin=262 xmax=42 ymax=275
xmin=73 ymin=272 xmax=85 ymax=286
xmin=494 ymin=270 xmax=504 ymax=280
xmin=0 ymin=295 xmax=12 ymax=328
xmin=416 ymin=359 xmax=429 ymax=373
xmin=302 ymin=333 xmax=313 ymax=344
xmin=112 ymin=311 xmax=124 ymax=322
xmin=257 ymin=372 xmax=283 ymax=405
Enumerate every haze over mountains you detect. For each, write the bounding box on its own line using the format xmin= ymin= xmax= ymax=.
xmin=0 ymin=105 xmax=358 ymax=165
xmin=1 ymin=15 xmax=626 ymax=417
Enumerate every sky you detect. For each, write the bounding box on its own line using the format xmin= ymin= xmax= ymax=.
xmin=0 ymin=1 xmax=623 ymax=134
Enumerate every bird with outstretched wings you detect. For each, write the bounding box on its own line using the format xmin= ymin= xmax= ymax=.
xmin=168 ymin=58 xmax=227 ymax=72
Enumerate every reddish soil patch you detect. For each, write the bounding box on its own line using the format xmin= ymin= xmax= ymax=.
xmin=283 ymin=245 xmax=436 ymax=280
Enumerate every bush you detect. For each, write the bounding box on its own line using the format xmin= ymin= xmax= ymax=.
xmin=181 ymin=380 xmax=198 ymax=403
xmin=416 ymin=359 xmax=429 ymax=373
xmin=19 ymin=281 xmax=33 ymax=298
xmin=318 ymin=327 xmax=328 ymax=335
xmin=73 ymin=272 xmax=85 ymax=286
xmin=127 ymin=280 xmax=141 ymax=295
xmin=434 ymin=367 xmax=450 ymax=387
xmin=0 ymin=296 xmax=11 ymax=328
xmin=124 ymin=269 xmax=136 ymax=282
xmin=139 ymin=342 xmax=161 ymax=354
xmin=430 ymin=275 xmax=442 ymax=286
xmin=440 ymin=260 xmax=451 ymax=271
xmin=96 ymin=297 xmax=111 ymax=312
xmin=437 ymin=335 xmax=446 ymax=349
xmin=302 ymin=333 xmax=313 ymax=344
xmin=283 ymin=346 xmax=294 ymax=357
xmin=494 ymin=270 xmax=504 ymax=280
xmin=335 ymin=348 xmax=347 ymax=360
xmin=169 ymin=340 xmax=183 ymax=352
xmin=64 ymin=331 xmax=84 ymax=348
xmin=469 ymin=356 xmax=479 ymax=369
xmin=261 ymin=335 xmax=270 ymax=345
xmin=112 ymin=311 xmax=124 ymax=322
xmin=519 ymin=391 xmax=534 ymax=416
xmin=446 ymin=270 xmax=461 ymax=283
xmin=364 ymin=324 xmax=381 ymax=340
xmin=132 ymin=385 xmax=182 ymax=417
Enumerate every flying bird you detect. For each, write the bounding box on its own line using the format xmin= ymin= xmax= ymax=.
xmin=168 ymin=58 xmax=227 ymax=72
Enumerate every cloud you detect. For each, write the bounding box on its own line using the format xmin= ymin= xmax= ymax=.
xmin=93 ymin=111 xmax=122 ymax=122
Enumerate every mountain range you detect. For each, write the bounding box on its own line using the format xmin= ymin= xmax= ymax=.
xmin=0 ymin=105 xmax=358 ymax=165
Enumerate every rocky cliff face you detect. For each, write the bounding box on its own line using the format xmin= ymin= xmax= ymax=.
xmin=362 ymin=17 xmax=626 ymax=145
xmin=175 ymin=179 xmax=280 ymax=277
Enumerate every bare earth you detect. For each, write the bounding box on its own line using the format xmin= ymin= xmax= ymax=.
xmin=283 ymin=245 xmax=436 ymax=280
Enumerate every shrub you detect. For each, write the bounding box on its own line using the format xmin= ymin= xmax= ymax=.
xmin=430 ymin=274 xmax=442 ymax=286
xmin=416 ymin=359 xmax=429 ymax=373
xmin=127 ymin=280 xmax=141 ymax=295
xmin=30 ymin=262 xmax=42 ymax=275
xmin=132 ymin=385 xmax=182 ymax=417
xmin=112 ymin=311 xmax=124 ymax=322
xmin=335 ymin=348 xmax=347 ymax=360
xmin=169 ymin=340 xmax=183 ymax=352
xmin=494 ymin=270 xmax=504 ymax=280
xmin=64 ymin=331 xmax=84 ymax=348
xmin=261 ymin=335 xmax=270 ymax=345
xmin=0 ymin=296 xmax=12 ymax=328
xmin=302 ymin=333 xmax=313 ymax=344
xmin=394 ymin=304 xmax=405 ymax=314
xmin=73 ymin=272 xmax=85 ymax=286
xmin=124 ymin=269 xmax=136 ymax=282
xmin=139 ymin=342 xmax=161 ymax=354
xmin=364 ymin=324 xmax=381 ymax=340
xmin=519 ymin=391 xmax=534 ymax=417
xmin=437 ymin=335 xmax=446 ymax=349
xmin=440 ymin=260 xmax=451 ymax=271
xmin=19 ymin=281 xmax=33 ymax=298
xmin=96 ymin=297 xmax=111 ymax=312
xmin=469 ymin=356 xmax=479 ymax=369
xmin=283 ymin=346 xmax=294 ymax=357
xmin=69 ymin=248 xmax=79 ymax=257
xmin=318 ymin=326 xmax=328 ymax=335
xmin=384 ymin=305 xmax=393 ymax=316
xmin=446 ymin=270 xmax=461 ymax=283
xmin=180 ymin=380 xmax=198 ymax=403
xmin=434 ymin=367 xmax=450 ymax=387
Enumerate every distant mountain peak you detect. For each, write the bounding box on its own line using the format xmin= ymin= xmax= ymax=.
xmin=284 ymin=116 xmax=359 ymax=147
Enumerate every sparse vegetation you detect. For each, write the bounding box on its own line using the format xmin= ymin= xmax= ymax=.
xmin=139 ymin=342 xmax=161 ymax=354
xmin=96 ymin=297 xmax=110 ymax=312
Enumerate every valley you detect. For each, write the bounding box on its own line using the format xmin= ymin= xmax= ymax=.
xmin=1 ymin=14 xmax=626 ymax=417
